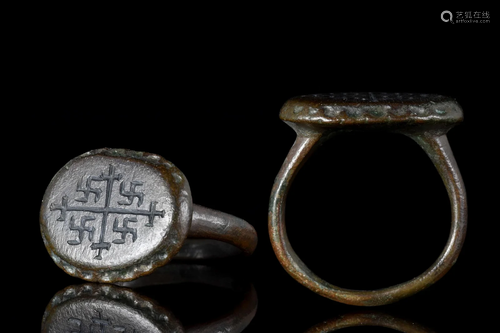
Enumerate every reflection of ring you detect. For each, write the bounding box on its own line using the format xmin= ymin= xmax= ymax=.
xmin=304 ymin=311 xmax=435 ymax=332
xmin=41 ymin=264 xmax=257 ymax=333
xmin=269 ymin=93 xmax=467 ymax=306
xmin=40 ymin=148 xmax=257 ymax=282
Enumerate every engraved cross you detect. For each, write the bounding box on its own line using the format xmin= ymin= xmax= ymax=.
xmin=50 ymin=164 xmax=165 ymax=260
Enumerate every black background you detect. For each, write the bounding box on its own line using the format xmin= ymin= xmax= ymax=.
xmin=11 ymin=6 xmax=497 ymax=332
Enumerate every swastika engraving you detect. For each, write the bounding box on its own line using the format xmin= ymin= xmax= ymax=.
xmin=68 ymin=216 xmax=95 ymax=245
xmin=118 ymin=181 xmax=144 ymax=206
xmin=50 ymin=164 xmax=165 ymax=260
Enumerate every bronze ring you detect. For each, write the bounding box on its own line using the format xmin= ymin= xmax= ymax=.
xmin=40 ymin=148 xmax=257 ymax=282
xmin=269 ymin=93 xmax=467 ymax=306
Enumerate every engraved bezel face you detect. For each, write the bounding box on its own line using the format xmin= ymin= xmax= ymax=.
xmin=40 ymin=148 xmax=192 ymax=282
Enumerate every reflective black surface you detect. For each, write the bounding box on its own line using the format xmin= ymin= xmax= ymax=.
xmin=13 ymin=9 xmax=496 ymax=331
xmin=42 ymin=263 xmax=257 ymax=332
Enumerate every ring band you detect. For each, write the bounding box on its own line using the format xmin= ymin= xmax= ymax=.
xmin=189 ymin=204 xmax=257 ymax=257
xmin=269 ymin=93 xmax=467 ymax=306
xmin=40 ymin=148 xmax=257 ymax=282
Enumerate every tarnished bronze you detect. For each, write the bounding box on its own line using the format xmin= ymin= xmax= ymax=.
xmin=40 ymin=148 xmax=257 ymax=282
xmin=269 ymin=93 xmax=467 ymax=306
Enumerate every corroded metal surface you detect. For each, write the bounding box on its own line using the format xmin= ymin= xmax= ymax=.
xmin=42 ymin=264 xmax=257 ymax=333
xmin=269 ymin=92 xmax=467 ymax=306
xmin=280 ymin=92 xmax=462 ymax=130
xmin=190 ymin=205 xmax=257 ymax=256
xmin=40 ymin=148 xmax=257 ymax=282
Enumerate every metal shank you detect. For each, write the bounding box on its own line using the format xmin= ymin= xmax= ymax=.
xmin=268 ymin=125 xmax=467 ymax=306
xmin=187 ymin=204 xmax=258 ymax=257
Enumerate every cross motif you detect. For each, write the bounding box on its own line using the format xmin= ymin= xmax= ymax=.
xmin=50 ymin=164 xmax=165 ymax=260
